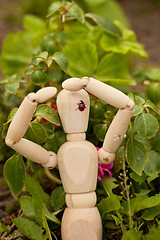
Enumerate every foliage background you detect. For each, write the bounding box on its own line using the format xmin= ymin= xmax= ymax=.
xmin=0 ymin=0 xmax=160 ymax=240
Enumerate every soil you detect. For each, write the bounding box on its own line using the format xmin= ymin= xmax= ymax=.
xmin=0 ymin=0 xmax=160 ymax=239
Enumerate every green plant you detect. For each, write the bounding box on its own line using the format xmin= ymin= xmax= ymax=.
xmin=1 ymin=1 xmax=160 ymax=239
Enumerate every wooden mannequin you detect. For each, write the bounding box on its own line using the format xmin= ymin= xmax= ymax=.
xmin=5 ymin=77 xmax=134 ymax=240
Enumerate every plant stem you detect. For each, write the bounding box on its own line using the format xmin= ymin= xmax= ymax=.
xmin=44 ymin=168 xmax=61 ymax=185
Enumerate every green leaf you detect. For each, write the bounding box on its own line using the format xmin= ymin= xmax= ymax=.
xmin=86 ymin=13 xmax=122 ymax=37
xmin=101 ymin=177 xmax=118 ymax=196
xmin=144 ymin=100 xmax=159 ymax=115
xmin=133 ymin=105 xmax=144 ymax=117
xmin=0 ymin=31 xmax=33 ymax=76
xmin=23 ymin=14 xmax=46 ymax=31
xmin=47 ymin=2 xmax=62 ymax=17
xmin=90 ymin=102 xmax=105 ymax=121
xmin=142 ymin=205 xmax=160 ymax=220
xmin=144 ymin=225 xmax=160 ymax=240
xmin=25 ymin=66 xmax=35 ymax=75
xmin=31 ymin=70 xmax=48 ymax=86
xmin=146 ymin=68 xmax=160 ymax=81
xmin=122 ymin=193 xmax=160 ymax=216
xmin=130 ymin=172 xmax=147 ymax=184
xmin=32 ymin=195 xmax=44 ymax=227
xmin=43 ymin=205 xmax=60 ymax=225
xmin=2 ymin=108 xmax=18 ymax=138
xmin=3 ymin=153 xmax=25 ymax=196
xmin=20 ymin=196 xmax=36 ymax=220
xmin=52 ymin=52 xmax=68 ymax=73
xmin=101 ymin=33 xmax=147 ymax=58
xmin=134 ymin=113 xmax=159 ymax=139
xmin=127 ymin=137 xmax=148 ymax=175
xmin=5 ymin=82 xmax=19 ymax=95
xmin=94 ymin=123 xmax=108 ymax=141
xmin=96 ymin=53 xmax=128 ymax=80
xmin=68 ymin=3 xmax=85 ymax=23
xmin=42 ymin=123 xmax=55 ymax=139
xmin=144 ymin=150 xmax=160 ymax=176
xmin=25 ymin=174 xmax=50 ymax=205
xmin=24 ymin=123 xmax=47 ymax=144
xmin=34 ymin=104 xmax=60 ymax=126
xmin=63 ymin=40 xmax=98 ymax=77
xmin=51 ymin=186 xmax=66 ymax=211
xmin=122 ymin=230 xmax=142 ymax=240
xmin=97 ymin=195 xmax=121 ymax=217
xmin=12 ymin=218 xmax=47 ymax=240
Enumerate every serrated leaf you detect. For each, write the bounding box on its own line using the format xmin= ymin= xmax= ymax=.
xmin=68 ymin=3 xmax=85 ymax=23
xmin=134 ymin=113 xmax=159 ymax=139
xmin=135 ymin=95 xmax=145 ymax=104
xmin=25 ymin=66 xmax=35 ymax=75
xmin=12 ymin=218 xmax=47 ymax=240
xmin=144 ymin=100 xmax=159 ymax=114
xmin=52 ymin=52 xmax=68 ymax=73
xmin=122 ymin=230 xmax=142 ymax=240
xmin=47 ymin=2 xmax=62 ymax=18
xmin=101 ymin=33 xmax=147 ymax=58
xmin=51 ymin=186 xmax=66 ymax=211
xmin=86 ymin=13 xmax=122 ymax=37
xmin=94 ymin=123 xmax=108 ymax=141
xmin=127 ymin=137 xmax=148 ymax=175
xmin=24 ymin=123 xmax=47 ymax=144
xmin=31 ymin=70 xmax=48 ymax=85
xmin=101 ymin=177 xmax=118 ymax=196
xmin=4 ymin=153 xmax=25 ymax=196
xmin=144 ymin=150 xmax=160 ymax=176
xmin=39 ymin=51 xmax=48 ymax=59
xmin=34 ymin=104 xmax=60 ymax=126
xmin=133 ymin=105 xmax=144 ymax=117
xmin=25 ymin=174 xmax=50 ymax=204
xmin=97 ymin=195 xmax=121 ymax=218
xmin=5 ymin=82 xmax=19 ymax=94
xmin=20 ymin=196 xmax=36 ymax=220
xmin=63 ymin=40 xmax=98 ymax=77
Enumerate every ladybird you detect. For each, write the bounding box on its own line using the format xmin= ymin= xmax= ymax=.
xmin=76 ymin=100 xmax=86 ymax=111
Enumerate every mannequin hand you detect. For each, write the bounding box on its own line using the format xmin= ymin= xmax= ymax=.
xmin=98 ymin=148 xmax=115 ymax=164
xmin=62 ymin=77 xmax=90 ymax=91
xmin=27 ymin=87 xmax=57 ymax=103
xmin=42 ymin=151 xmax=57 ymax=168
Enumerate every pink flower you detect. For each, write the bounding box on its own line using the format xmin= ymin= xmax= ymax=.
xmin=96 ymin=147 xmax=114 ymax=182
xmin=41 ymin=105 xmax=59 ymax=128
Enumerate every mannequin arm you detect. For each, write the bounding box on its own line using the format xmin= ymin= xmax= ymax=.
xmin=5 ymin=87 xmax=57 ymax=168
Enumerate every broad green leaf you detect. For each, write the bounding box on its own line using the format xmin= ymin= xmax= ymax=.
xmin=5 ymin=82 xmax=19 ymax=95
xmin=101 ymin=33 xmax=147 ymax=58
xmin=144 ymin=225 xmax=160 ymax=240
xmin=47 ymin=2 xmax=62 ymax=17
xmin=135 ymin=95 xmax=145 ymax=104
xmin=144 ymin=100 xmax=159 ymax=114
xmin=144 ymin=150 xmax=160 ymax=176
xmin=101 ymin=177 xmax=118 ymax=196
xmin=122 ymin=230 xmax=142 ymax=240
xmin=32 ymin=195 xmax=44 ymax=227
xmin=52 ymin=52 xmax=68 ymax=73
xmin=134 ymin=113 xmax=159 ymax=139
xmin=63 ymin=40 xmax=98 ymax=77
xmin=146 ymin=82 xmax=160 ymax=104
xmin=44 ymin=129 xmax=66 ymax=153
xmin=96 ymin=53 xmax=128 ymax=80
xmin=20 ymin=196 xmax=36 ymax=220
xmin=42 ymin=123 xmax=55 ymax=139
xmin=25 ymin=66 xmax=35 ymax=75
xmin=90 ymin=103 xmax=105 ymax=121
xmin=86 ymin=13 xmax=122 ymax=37
xmin=133 ymin=105 xmax=144 ymax=117
xmin=130 ymin=172 xmax=147 ymax=184
xmin=23 ymin=14 xmax=46 ymax=31
xmin=31 ymin=70 xmax=48 ymax=85
xmin=4 ymin=153 xmax=25 ymax=196
xmin=25 ymin=123 xmax=47 ymax=144
xmin=68 ymin=3 xmax=85 ymax=23
xmin=38 ymin=51 xmax=48 ymax=59
xmin=64 ymin=22 xmax=90 ymax=41
xmin=25 ymin=174 xmax=50 ymax=205
xmin=94 ymin=123 xmax=108 ymax=141
xmin=34 ymin=104 xmax=60 ymax=126
xmin=123 ymin=193 xmax=160 ymax=216
xmin=97 ymin=195 xmax=121 ymax=218
xmin=127 ymin=137 xmax=148 ymax=175
xmin=146 ymin=68 xmax=160 ymax=80
xmin=12 ymin=218 xmax=47 ymax=240
xmin=51 ymin=186 xmax=66 ymax=211
xmin=142 ymin=205 xmax=160 ymax=221
xmin=0 ymin=31 xmax=33 ymax=75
